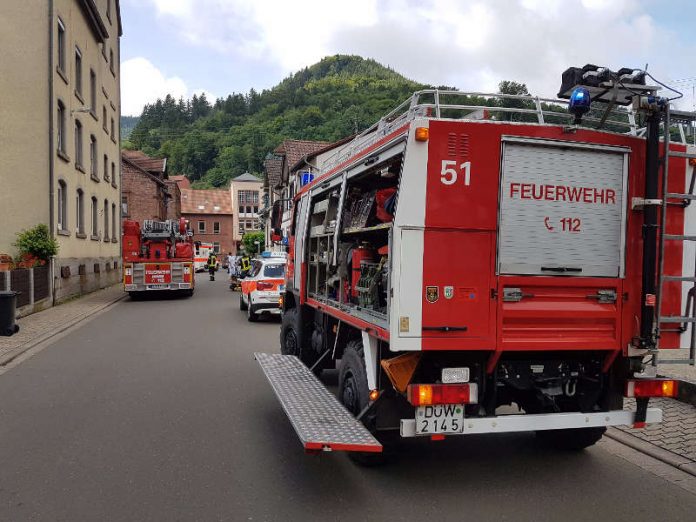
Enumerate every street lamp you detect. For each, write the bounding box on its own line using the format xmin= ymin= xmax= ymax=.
xmin=254 ymin=240 xmax=260 ymax=255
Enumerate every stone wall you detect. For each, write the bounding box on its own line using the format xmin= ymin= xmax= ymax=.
xmin=54 ymin=256 xmax=121 ymax=303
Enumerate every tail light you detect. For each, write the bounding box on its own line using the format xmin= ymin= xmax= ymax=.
xmin=625 ymin=379 xmax=678 ymax=398
xmin=257 ymin=281 xmax=274 ymax=291
xmin=407 ymin=383 xmax=478 ymax=406
xmin=183 ymin=264 xmax=192 ymax=283
xmin=124 ymin=265 xmax=133 ymax=284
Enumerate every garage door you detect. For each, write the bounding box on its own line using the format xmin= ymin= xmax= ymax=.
xmin=498 ymin=138 xmax=629 ymax=278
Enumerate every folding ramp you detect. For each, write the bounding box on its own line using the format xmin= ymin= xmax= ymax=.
xmin=254 ymin=353 xmax=383 ymax=453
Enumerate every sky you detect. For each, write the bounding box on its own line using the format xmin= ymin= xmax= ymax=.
xmin=119 ymin=0 xmax=696 ymax=117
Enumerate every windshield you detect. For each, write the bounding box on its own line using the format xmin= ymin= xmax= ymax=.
xmin=264 ymin=264 xmax=285 ymax=278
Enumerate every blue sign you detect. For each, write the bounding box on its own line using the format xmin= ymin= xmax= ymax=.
xmin=300 ymin=171 xmax=314 ymax=186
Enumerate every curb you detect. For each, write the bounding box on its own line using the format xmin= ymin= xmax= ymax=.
xmin=606 ymin=427 xmax=696 ymax=477
xmin=0 ymin=291 xmax=126 ymax=367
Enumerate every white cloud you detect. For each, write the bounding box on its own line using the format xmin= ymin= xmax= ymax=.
xmin=145 ymin=0 xmax=695 ymax=109
xmin=121 ymin=58 xmax=217 ymax=116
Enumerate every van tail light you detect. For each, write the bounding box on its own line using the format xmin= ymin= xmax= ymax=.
xmin=124 ymin=265 xmax=133 ymax=285
xmin=625 ymin=379 xmax=678 ymax=398
xmin=407 ymin=383 xmax=478 ymax=406
xmin=257 ymin=281 xmax=274 ymax=291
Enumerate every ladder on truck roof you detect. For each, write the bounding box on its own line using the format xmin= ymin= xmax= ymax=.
xmin=655 ymin=108 xmax=696 ymax=366
xmin=254 ymin=353 xmax=382 ymax=453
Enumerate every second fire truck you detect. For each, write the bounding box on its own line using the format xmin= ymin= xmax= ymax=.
xmin=122 ymin=218 xmax=195 ymax=297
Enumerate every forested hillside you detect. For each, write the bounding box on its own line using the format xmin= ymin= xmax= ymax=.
xmin=120 ymin=116 xmax=140 ymax=140
xmin=126 ymin=55 xmax=431 ymax=187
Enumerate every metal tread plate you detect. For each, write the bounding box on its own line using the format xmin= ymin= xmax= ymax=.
xmin=254 ymin=352 xmax=382 ymax=453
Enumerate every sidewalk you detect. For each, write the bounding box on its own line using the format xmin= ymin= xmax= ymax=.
xmin=0 ymin=285 xmax=125 ymax=365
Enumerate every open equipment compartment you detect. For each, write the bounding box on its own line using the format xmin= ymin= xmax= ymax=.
xmin=305 ymin=151 xmax=403 ymax=326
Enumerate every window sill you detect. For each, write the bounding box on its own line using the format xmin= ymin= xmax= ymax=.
xmin=76 ymin=232 xmax=87 ymax=239
xmin=103 ymin=125 xmax=109 ymax=134
xmin=76 ymin=164 xmax=86 ymax=173
xmin=57 ymin=149 xmax=71 ymax=163
xmin=90 ymin=110 xmax=98 ymax=122
xmin=75 ymin=90 xmax=84 ymax=104
xmin=110 ymin=101 xmax=116 ymax=111
xmin=111 ymin=238 xmax=118 ymax=243
xmin=103 ymin=237 xmax=110 ymax=243
xmin=91 ymin=173 xmax=100 ymax=182
xmin=111 ymin=136 xmax=117 ymax=144
xmin=57 ymin=229 xmax=70 ymax=237
xmin=91 ymin=235 xmax=100 ymax=241
xmin=104 ymin=177 xmax=110 ymax=183
xmin=56 ymin=67 xmax=69 ymax=85
xmin=102 ymin=86 xmax=109 ymax=99
xmin=111 ymin=182 xmax=117 ymax=189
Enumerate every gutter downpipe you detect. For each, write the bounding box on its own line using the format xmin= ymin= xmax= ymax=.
xmin=48 ymin=0 xmax=56 ymax=306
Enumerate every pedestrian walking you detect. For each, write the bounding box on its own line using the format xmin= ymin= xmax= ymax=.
xmin=207 ymin=252 xmax=218 ymax=281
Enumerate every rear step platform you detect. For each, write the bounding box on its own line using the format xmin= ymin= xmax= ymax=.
xmin=254 ymin=353 xmax=383 ymax=453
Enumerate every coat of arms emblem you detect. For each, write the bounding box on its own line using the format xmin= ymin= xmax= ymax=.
xmin=426 ymin=286 xmax=439 ymax=303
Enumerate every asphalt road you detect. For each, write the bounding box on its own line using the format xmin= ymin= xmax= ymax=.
xmin=1 ymin=275 xmax=695 ymax=521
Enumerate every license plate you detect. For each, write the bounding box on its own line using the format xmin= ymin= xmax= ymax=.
xmin=415 ymin=404 xmax=465 ymax=434
xmin=147 ymin=284 xmax=170 ymax=290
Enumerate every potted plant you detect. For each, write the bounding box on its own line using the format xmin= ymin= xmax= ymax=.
xmin=13 ymin=224 xmax=58 ymax=268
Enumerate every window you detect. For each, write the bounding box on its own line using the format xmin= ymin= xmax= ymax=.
xmin=213 ymin=242 xmax=220 ymax=253
xmin=213 ymin=222 xmax=220 ymax=234
xmin=111 ymin=162 xmax=116 ymax=187
xmin=90 ymin=69 xmax=96 ymax=111
xmin=103 ymin=154 xmax=109 ymax=181
xmin=198 ymin=221 xmax=206 ymax=233
xmin=90 ymin=135 xmax=97 ymax=178
xmin=57 ymin=18 xmax=66 ymax=73
xmin=57 ymin=181 xmax=67 ymax=231
xmin=75 ymin=47 xmax=82 ymax=97
xmin=74 ymin=120 xmax=83 ymax=168
xmin=121 ymin=194 xmax=128 ymax=216
xmin=111 ymin=203 xmax=117 ymax=240
xmin=110 ymin=117 xmax=115 ymax=140
xmin=103 ymin=106 xmax=107 ymax=131
xmin=109 ymin=49 xmax=114 ymax=74
xmin=103 ymin=200 xmax=109 ymax=241
xmin=76 ymin=189 xmax=85 ymax=235
xmin=91 ymin=197 xmax=98 ymax=237
xmin=253 ymin=205 xmax=258 ymax=214
xmin=57 ymin=101 xmax=66 ymax=154
xmin=264 ymin=264 xmax=285 ymax=278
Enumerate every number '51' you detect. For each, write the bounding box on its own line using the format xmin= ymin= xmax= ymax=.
xmin=440 ymin=160 xmax=471 ymax=186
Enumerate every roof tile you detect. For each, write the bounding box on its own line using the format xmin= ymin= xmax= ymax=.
xmin=180 ymin=188 xmax=233 ymax=214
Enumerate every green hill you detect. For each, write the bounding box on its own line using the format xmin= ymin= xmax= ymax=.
xmin=126 ymin=55 xmax=431 ymax=187
xmin=120 ymin=115 xmax=140 ymax=140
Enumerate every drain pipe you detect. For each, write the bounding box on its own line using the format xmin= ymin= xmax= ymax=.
xmin=48 ymin=0 xmax=56 ymax=305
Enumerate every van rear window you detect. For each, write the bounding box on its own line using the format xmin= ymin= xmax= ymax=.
xmin=264 ymin=264 xmax=285 ymax=278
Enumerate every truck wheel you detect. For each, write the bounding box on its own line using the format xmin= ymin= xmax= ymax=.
xmin=339 ymin=340 xmax=385 ymax=466
xmin=536 ymin=427 xmax=606 ymax=450
xmin=239 ymin=294 xmax=248 ymax=311
xmin=128 ymin=292 xmax=141 ymax=301
xmin=280 ymin=308 xmax=301 ymax=357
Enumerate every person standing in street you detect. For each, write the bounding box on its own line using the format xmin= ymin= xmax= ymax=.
xmin=207 ymin=252 xmax=218 ymax=281
xmin=227 ymin=252 xmax=237 ymax=280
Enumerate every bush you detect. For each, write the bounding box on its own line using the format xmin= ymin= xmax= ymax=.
xmin=14 ymin=224 xmax=58 ymax=265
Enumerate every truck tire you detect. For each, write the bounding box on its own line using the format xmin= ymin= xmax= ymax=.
xmin=536 ymin=426 xmax=606 ymax=450
xmin=280 ymin=308 xmax=301 ymax=357
xmin=239 ymin=294 xmax=248 ymax=311
xmin=339 ymin=340 xmax=385 ymax=466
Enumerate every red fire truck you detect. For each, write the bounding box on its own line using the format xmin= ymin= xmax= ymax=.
xmin=122 ymin=218 xmax=195 ymax=297
xmin=256 ymin=66 xmax=696 ymax=463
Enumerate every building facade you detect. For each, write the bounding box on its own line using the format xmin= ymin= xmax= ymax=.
xmin=121 ymin=155 xmax=168 ymax=224
xmin=181 ymin=189 xmax=235 ymax=254
xmin=230 ymin=173 xmax=264 ymax=249
xmin=0 ymin=0 xmax=123 ymax=303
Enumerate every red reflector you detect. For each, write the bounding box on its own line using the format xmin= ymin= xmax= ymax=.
xmin=625 ymin=379 xmax=678 ymax=398
xmin=407 ymin=383 xmax=478 ymax=406
xmin=256 ymin=281 xmax=274 ymax=290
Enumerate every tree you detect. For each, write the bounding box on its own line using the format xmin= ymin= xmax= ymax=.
xmin=14 ymin=224 xmax=58 ymax=264
xmin=496 ymin=80 xmax=534 ymax=121
xmin=241 ymin=231 xmax=265 ymax=255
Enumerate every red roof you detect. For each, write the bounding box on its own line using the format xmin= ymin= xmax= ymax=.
xmin=180 ymin=189 xmax=233 ymax=214
xmin=122 ymin=150 xmax=167 ymax=176
xmin=274 ymin=140 xmax=332 ymax=172
xmin=170 ymin=175 xmax=191 ymax=189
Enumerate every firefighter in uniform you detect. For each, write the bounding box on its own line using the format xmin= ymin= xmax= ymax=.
xmin=239 ymin=253 xmax=251 ymax=279
xmin=207 ymin=252 xmax=218 ymax=281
